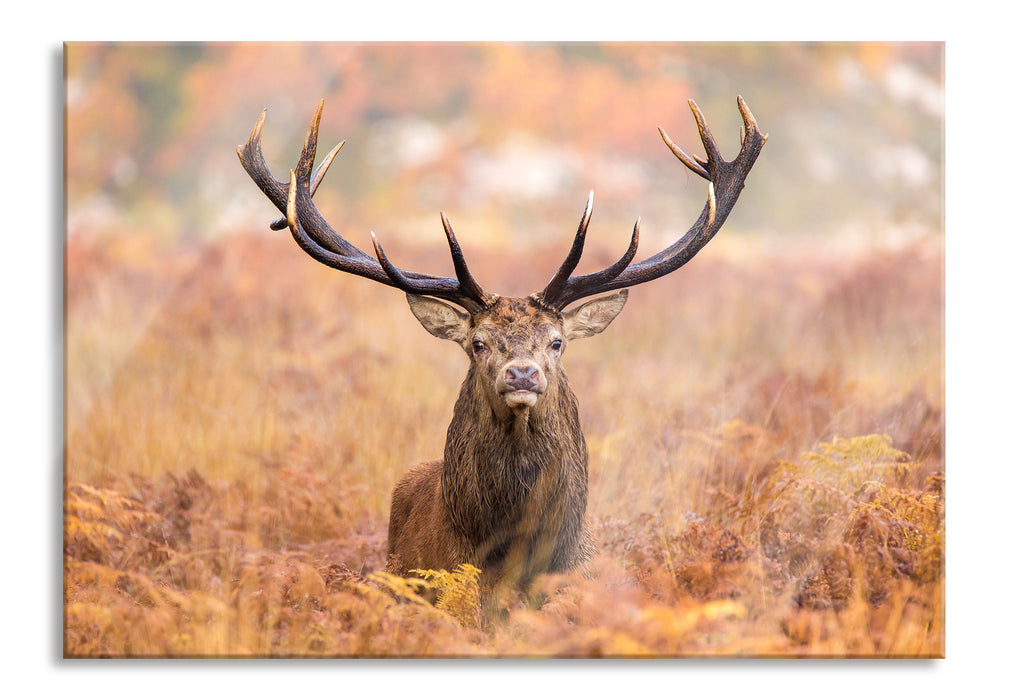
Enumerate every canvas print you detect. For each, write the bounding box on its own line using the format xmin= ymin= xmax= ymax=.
xmin=63 ymin=42 xmax=944 ymax=657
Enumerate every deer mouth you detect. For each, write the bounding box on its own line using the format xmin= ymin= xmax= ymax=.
xmin=502 ymin=388 xmax=540 ymax=408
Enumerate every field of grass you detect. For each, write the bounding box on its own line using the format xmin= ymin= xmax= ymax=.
xmin=64 ymin=226 xmax=943 ymax=657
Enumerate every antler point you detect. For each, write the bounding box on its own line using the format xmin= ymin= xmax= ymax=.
xmin=441 ymin=211 xmax=456 ymax=238
xmin=241 ymin=109 xmax=268 ymax=151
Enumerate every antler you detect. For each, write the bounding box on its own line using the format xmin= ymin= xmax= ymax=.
xmin=237 ymin=100 xmax=496 ymax=314
xmin=539 ymin=96 xmax=768 ymax=310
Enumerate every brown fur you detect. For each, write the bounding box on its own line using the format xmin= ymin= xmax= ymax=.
xmin=386 ymin=293 xmax=626 ymax=588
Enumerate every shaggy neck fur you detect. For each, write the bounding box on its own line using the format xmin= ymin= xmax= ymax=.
xmin=441 ymin=364 xmax=589 ymax=573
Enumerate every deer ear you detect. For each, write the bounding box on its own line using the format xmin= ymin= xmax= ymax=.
xmin=562 ymin=290 xmax=629 ymax=341
xmin=406 ymin=294 xmax=471 ymax=344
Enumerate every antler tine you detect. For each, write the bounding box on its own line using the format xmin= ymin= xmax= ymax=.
xmin=605 ymin=217 xmax=641 ymax=283
xmin=541 ymin=191 xmax=594 ymax=304
xmin=441 ymin=213 xmax=495 ymax=309
xmin=549 ymin=217 xmax=640 ymax=309
xmin=237 ymin=109 xmax=287 ymax=206
xmin=238 ymin=101 xmax=494 ymax=312
xmin=296 ymin=100 xmax=324 ymax=181
xmin=687 ymin=99 xmax=724 ymax=170
xmin=737 ymin=95 xmax=770 ymax=149
xmin=271 ymin=139 xmax=343 ymax=231
xmin=658 ymin=125 xmax=708 ymax=180
xmin=539 ymin=97 xmax=766 ymax=310
xmin=371 ymin=229 xmax=490 ymax=314
xmin=371 ymin=232 xmax=417 ymax=291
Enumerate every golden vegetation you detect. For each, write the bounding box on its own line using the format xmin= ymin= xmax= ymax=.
xmin=64 ymin=229 xmax=943 ymax=657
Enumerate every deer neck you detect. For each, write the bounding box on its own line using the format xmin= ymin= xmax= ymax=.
xmin=440 ymin=367 xmax=588 ymax=543
xmin=449 ymin=365 xmax=582 ymax=453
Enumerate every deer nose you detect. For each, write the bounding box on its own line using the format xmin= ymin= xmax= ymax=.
xmin=505 ymin=365 xmax=540 ymax=392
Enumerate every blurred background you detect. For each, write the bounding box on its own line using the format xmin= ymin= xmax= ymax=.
xmin=66 ymin=42 xmax=942 ymax=253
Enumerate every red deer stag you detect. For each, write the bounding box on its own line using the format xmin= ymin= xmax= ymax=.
xmin=238 ymin=97 xmax=766 ymax=588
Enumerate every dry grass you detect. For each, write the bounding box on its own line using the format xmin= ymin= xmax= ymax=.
xmin=64 ymin=228 xmax=943 ymax=657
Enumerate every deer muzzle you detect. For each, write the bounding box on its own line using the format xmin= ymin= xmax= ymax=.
xmin=498 ymin=361 xmax=545 ymax=408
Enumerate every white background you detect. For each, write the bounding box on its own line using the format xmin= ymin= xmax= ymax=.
xmin=5 ymin=2 xmax=1001 ymax=697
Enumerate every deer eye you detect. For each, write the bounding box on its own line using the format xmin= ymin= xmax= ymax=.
xmin=550 ymin=339 xmax=563 ymax=352
xmin=472 ymin=339 xmax=488 ymax=354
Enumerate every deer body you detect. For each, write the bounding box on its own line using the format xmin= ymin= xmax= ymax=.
xmin=237 ymin=96 xmax=766 ymax=588
xmin=387 ymin=294 xmax=624 ymax=584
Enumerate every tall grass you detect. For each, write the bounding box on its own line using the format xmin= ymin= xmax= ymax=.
xmin=64 ymin=228 xmax=943 ymax=657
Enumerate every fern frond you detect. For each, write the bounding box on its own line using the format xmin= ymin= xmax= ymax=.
xmin=412 ymin=564 xmax=482 ymax=627
xmin=800 ymin=435 xmax=919 ymax=489
xmin=366 ymin=570 xmax=435 ymax=607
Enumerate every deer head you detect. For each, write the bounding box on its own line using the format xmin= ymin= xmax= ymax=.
xmin=406 ymin=291 xmax=627 ymax=417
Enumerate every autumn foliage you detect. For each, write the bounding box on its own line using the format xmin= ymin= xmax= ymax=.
xmin=64 ymin=231 xmax=943 ymax=657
